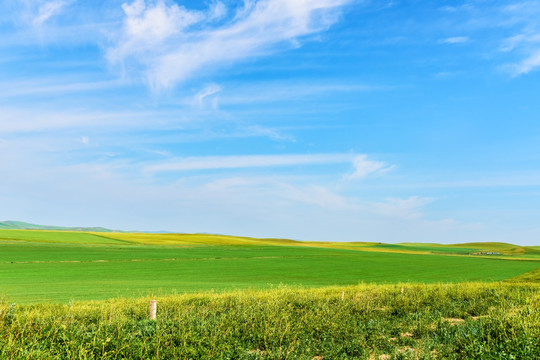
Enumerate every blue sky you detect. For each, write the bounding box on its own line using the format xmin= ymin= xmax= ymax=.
xmin=1 ymin=0 xmax=539 ymax=244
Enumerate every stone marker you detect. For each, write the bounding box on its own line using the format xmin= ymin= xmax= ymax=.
xmin=149 ymin=300 xmax=157 ymax=320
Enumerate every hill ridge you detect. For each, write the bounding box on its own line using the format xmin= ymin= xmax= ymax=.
xmin=0 ymin=220 xmax=118 ymax=233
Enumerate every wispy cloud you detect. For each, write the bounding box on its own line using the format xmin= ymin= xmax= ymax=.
xmin=510 ymin=50 xmax=540 ymax=75
xmin=281 ymin=184 xmax=356 ymax=211
xmin=191 ymin=84 xmax=222 ymax=108
xmin=439 ymin=4 xmax=474 ymax=13
xmin=0 ymin=78 xmax=124 ymax=98
xmin=3 ymin=1 xmax=113 ymax=48
xmin=12 ymin=0 xmax=72 ymax=29
xmin=346 ymin=155 xmax=394 ymax=180
xmin=107 ymin=0 xmax=352 ymax=91
xmin=32 ymin=0 xmax=70 ymax=27
xmin=498 ymin=1 xmax=540 ymax=75
xmin=237 ymin=125 xmax=295 ymax=142
xmin=220 ymin=82 xmax=379 ymax=105
xmin=145 ymin=153 xmax=396 ymax=176
xmin=437 ymin=1 xmax=540 ymax=76
xmin=145 ymin=153 xmax=354 ymax=172
xmin=499 ymin=33 xmax=540 ymax=52
xmin=371 ymin=196 xmax=433 ymax=220
xmin=0 ymin=107 xmax=177 ymax=134
xmin=439 ymin=36 xmax=469 ymax=44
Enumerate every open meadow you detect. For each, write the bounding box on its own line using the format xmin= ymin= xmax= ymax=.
xmin=1 ymin=229 xmax=539 ymax=303
xmin=1 ymin=229 xmax=539 ymax=359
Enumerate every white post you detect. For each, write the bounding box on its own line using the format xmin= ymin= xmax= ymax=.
xmin=149 ymin=300 xmax=157 ymax=320
xmin=341 ymin=291 xmax=345 ymax=300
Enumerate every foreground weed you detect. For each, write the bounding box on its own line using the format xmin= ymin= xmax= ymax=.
xmin=0 ymin=283 xmax=538 ymax=359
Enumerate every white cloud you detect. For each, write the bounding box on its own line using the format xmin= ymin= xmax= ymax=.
xmin=32 ymin=1 xmax=69 ymax=26
xmin=204 ymin=177 xmax=259 ymax=192
xmin=11 ymin=0 xmax=71 ymax=29
xmin=0 ymin=78 xmax=123 ymax=98
xmin=434 ymin=71 xmax=456 ymax=78
xmin=371 ymin=196 xmax=433 ymax=220
xmin=281 ymin=184 xmax=356 ymax=210
xmin=439 ymin=36 xmax=469 ymax=44
xmin=439 ymin=4 xmax=474 ymax=13
xmin=500 ymin=34 xmax=527 ymax=52
xmin=221 ymin=82 xmax=378 ymax=105
xmin=511 ymin=49 xmax=540 ymax=75
xmin=208 ymin=1 xmax=227 ymax=21
xmin=146 ymin=154 xmax=396 ymax=183
xmin=192 ymin=84 xmax=222 ymax=108
xmin=145 ymin=153 xmax=353 ymax=172
xmin=498 ymin=2 xmax=540 ymax=75
xmin=437 ymin=2 xmax=540 ymax=76
xmin=120 ymin=0 xmax=202 ymax=43
xmin=238 ymin=125 xmax=295 ymax=142
xmin=107 ymin=0 xmax=351 ymax=91
xmin=346 ymin=154 xmax=394 ymax=180
xmin=0 ymin=107 xmax=176 ymax=134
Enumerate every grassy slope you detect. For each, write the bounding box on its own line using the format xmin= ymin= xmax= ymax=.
xmin=308 ymin=241 xmax=540 ymax=260
xmin=2 ymin=229 xmax=538 ymax=255
xmin=508 ymin=267 xmax=540 ymax=282
xmin=96 ymin=232 xmax=299 ymax=246
xmin=0 ymin=230 xmax=123 ymax=244
xmin=1 ymin=230 xmax=538 ymax=304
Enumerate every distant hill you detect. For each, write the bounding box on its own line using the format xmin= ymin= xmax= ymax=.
xmin=0 ymin=220 xmax=117 ymax=232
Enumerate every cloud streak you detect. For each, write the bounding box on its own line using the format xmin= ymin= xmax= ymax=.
xmin=192 ymin=83 xmax=222 ymax=108
xmin=32 ymin=0 xmax=70 ymax=27
xmin=371 ymin=196 xmax=433 ymax=220
xmin=107 ymin=0 xmax=352 ymax=91
xmin=145 ymin=153 xmax=354 ymax=172
xmin=0 ymin=107 xmax=175 ymax=134
xmin=437 ymin=1 xmax=540 ymax=76
xmin=439 ymin=36 xmax=469 ymax=44
xmin=347 ymin=155 xmax=394 ymax=180
xmin=499 ymin=1 xmax=540 ymax=75
xmin=510 ymin=49 xmax=540 ymax=75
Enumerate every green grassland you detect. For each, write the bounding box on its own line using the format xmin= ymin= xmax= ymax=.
xmin=1 ymin=230 xmax=538 ymax=304
xmin=1 ymin=229 xmax=539 ymax=359
xmin=1 ymin=283 xmax=539 ymax=359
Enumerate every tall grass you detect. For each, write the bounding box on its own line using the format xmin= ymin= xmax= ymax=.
xmin=1 ymin=282 xmax=539 ymax=359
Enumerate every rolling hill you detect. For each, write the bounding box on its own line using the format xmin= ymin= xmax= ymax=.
xmin=0 ymin=220 xmax=117 ymax=232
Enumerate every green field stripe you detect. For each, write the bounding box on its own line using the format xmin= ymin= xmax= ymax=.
xmin=1 ymin=247 xmax=538 ymax=304
xmin=0 ymin=229 xmax=127 ymax=244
